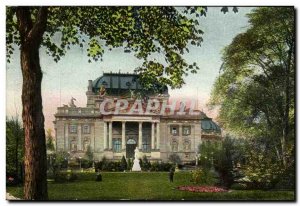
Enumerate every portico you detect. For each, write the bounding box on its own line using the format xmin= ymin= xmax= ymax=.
xmin=102 ymin=116 xmax=160 ymax=158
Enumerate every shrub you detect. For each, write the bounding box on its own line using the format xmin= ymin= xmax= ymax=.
xmin=80 ymin=159 xmax=93 ymax=169
xmin=150 ymin=162 xmax=160 ymax=171
xmin=68 ymin=161 xmax=79 ymax=170
xmin=120 ymin=156 xmax=127 ymax=171
xmin=127 ymin=158 xmax=133 ymax=170
xmin=141 ymin=156 xmax=151 ymax=171
xmin=54 ymin=171 xmax=77 ymax=183
xmin=191 ymin=168 xmax=218 ymax=185
xmin=168 ymin=153 xmax=182 ymax=165
xmin=230 ymin=183 xmax=248 ymax=190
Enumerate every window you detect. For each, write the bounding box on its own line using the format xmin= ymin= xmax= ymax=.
xmin=142 ymin=140 xmax=150 ymax=153
xmin=171 ymin=141 xmax=178 ymax=152
xmin=183 ymin=126 xmax=191 ymax=136
xmin=113 ymin=139 xmax=121 ymax=152
xmin=170 ymin=125 xmax=179 ymax=136
xmin=83 ymin=125 xmax=90 ymax=134
xmin=69 ymin=125 xmax=77 ymax=134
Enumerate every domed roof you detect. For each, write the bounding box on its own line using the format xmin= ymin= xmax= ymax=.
xmin=92 ymin=72 xmax=168 ymax=96
xmin=200 ymin=113 xmax=221 ymax=134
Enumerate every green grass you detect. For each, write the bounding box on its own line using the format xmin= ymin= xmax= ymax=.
xmin=7 ymin=172 xmax=295 ymax=200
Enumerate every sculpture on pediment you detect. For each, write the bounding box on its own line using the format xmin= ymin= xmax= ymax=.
xmin=69 ymin=97 xmax=77 ymax=107
xmin=99 ymin=85 xmax=106 ymax=97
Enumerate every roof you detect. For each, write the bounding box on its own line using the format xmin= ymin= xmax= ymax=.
xmin=92 ymin=72 xmax=168 ymax=96
xmin=201 ymin=117 xmax=221 ymax=134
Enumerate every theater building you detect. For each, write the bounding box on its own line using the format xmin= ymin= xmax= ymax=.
xmin=54 ymin=72 xmax=221 ymax=162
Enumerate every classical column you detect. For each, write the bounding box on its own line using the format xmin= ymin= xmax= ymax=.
xmin=65 ymin=123 xmax=69 ymax=151
xmin=138 ymin=122 xmax=143 ymax=149
xmin=103 ymin=121 xmax=107 ymax=149
xmin=122 ymin=122 xmax=126 ymax=149
xmin=78 ymin=124 xmax=82 ymax=151
xmin=108 ymin=121 xmax=113 ymax=149
xmin=156 ymin=123 xmax=160 ymax=149
xmin=151 ymin=122 xmax=155 ymax=150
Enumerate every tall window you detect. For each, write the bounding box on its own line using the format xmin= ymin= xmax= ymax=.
xmin=183 ymin=126 xmax=191 ymax=136
xmin=69 ymin=125 xmax=77 ymax=134
xmin=170 ymin=125 xmax=179 ymax=136
xmin=142 ymin=140 xmax=150 ymax=152
xmin=113 ymin=139 xmax=121 ymax=152
xmin=83 ymin=125 xmax=90 ymax=134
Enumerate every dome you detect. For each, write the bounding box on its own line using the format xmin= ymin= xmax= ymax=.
xmin=92 ymin=72 xmax=168 ymax=96
xmin=201 ymin=117 xmax=221 ymax=134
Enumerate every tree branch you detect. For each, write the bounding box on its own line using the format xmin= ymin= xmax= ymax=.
xmin=16 ymin=7 xmax=33 ymax=42
xmin=27 ymin=7 xmax=48 ymax=44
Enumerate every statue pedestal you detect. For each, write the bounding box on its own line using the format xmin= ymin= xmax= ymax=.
xmin=132 ymin=158 xmax=141 ymax=171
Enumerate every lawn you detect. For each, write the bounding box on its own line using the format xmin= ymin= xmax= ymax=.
xmin=7 ymin=172 xmax=295 ymax=201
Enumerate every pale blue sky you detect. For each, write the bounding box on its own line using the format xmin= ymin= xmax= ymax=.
xmin=6 ymin=7 xmax=254 ymax=129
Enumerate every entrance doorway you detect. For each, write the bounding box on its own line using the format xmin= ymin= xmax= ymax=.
xmin=126 ymin=139 xmax=137 ymax=158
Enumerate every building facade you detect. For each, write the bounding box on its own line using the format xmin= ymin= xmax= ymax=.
xmin=54 ymin=72 xmax=221 ymax=162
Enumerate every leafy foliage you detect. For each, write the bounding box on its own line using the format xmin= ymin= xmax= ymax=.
xmin=210 ymin=7 xmax=295 ymax=171
xmin=85 ymin=145 xmax=93 ymax=162
xmin=120 ymin=155 xmax=127 ymax=171
xmin=6 ymin=6 xmax=212 ymax=89
xmin=191 ymin=168 xmax=218 ymax=185
xmin=46 ymin=129 xmax=55 ymax=151
xmin=168 ymin=153 xmax=182 ymax=165
xmin=140 ymin=155 xmax=151 ymax=171
xmin=6 ymin=117 xmax=24 ymax=180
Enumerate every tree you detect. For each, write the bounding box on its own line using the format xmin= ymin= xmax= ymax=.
xmin=46 ymin=129 xmax=55 ymax=151
xmin=210 ymin=7 xmax=295 ymax=169
xmin=120 ymin=155 xmax=127 ymax=171
xmin=168 ymin=153 xmax=182 ymax=165
xmin=85 ymin=145 xmax=94 ymax=162
xmin=6 ymin=117 xmax=24 ymax=181
xmin=141 ymin=155 xmax=151 ymax=171
xmin=6 ymin=6 xmax=237 ymax=199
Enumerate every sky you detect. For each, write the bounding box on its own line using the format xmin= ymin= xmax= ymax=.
xmin=6 ymin=7 xmax=254 ymax=130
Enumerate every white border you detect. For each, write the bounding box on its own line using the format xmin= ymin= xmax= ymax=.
xmin=1 ymin=1 xmax=298 ymax=206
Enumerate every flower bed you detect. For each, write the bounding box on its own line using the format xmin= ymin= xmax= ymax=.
xmin=177 ymin=186 xmax=228 ymax=193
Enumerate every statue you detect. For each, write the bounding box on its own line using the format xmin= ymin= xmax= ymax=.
xmin=129 ymin=89 xmax=135 ymax=99
xmin=69 ymin=97 xmax=77 ymax=107
xmin=99 ymin=85 xmax=106 ymax=97
xmin=132 ymin=147 xmax=141 ymax=171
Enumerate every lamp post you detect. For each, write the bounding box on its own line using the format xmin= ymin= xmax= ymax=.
xmin=211 ymin=152 xmax=214 ymax=168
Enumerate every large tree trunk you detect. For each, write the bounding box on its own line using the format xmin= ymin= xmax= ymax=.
xmin=16 ymin=7 xmax=48 ymax=200
xmin=21 ymin=44 xmax=48 ymax=200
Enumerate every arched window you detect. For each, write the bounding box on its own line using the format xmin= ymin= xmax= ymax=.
xmin=171 ymin=141 xmax=178 ymax=152
xmin=113 ymin=139 xmax=122 ymax=152
xmin=127 ymin=139 xmax=136 ymax=144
